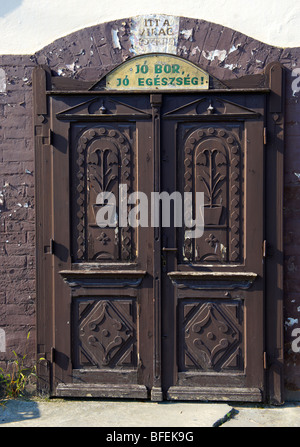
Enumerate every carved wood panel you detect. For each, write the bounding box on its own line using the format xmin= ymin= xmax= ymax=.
xmin=71 ymin=124 xmax=136 ymax=262
xmin=178 ymin=299 xmax=244 ymax=373
xmin=178 ymin=124 xmax=243 ymax=264
xmin=73 ymin=297 xmax=137 ymax=370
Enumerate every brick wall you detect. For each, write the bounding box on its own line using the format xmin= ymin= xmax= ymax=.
xmin=0 ymin=16 xmax=300 ymax=396
xmin=0 ymin=55 xmax=36 ymax=363
xmin=283 ymin=67 xmax=300 ymax=394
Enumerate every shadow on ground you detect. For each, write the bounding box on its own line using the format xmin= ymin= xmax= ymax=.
xmin=0 ymin=400 xmax=40 ymax=424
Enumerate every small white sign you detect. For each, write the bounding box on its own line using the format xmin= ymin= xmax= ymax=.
xmin=129 ymin=15 xmax=179 ymax=55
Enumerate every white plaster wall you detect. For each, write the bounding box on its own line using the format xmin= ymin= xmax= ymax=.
xmin=0 ymin=0 xmax=300 ymax=54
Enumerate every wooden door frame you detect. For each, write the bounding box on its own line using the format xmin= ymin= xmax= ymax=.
xmin=33 ymin=60 xmax=285 ymax=404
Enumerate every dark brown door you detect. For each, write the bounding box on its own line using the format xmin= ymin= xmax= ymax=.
xmin=39 ymin=90 xmax=266 ymax=401
xmin=160 ymin=94 xmax=265 ymax=401
xmin=49 ymin=94 xmax=155 ymax=398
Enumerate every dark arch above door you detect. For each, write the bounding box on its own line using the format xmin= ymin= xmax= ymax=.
xmin=33 ymin=14 xmax=290 ymax=84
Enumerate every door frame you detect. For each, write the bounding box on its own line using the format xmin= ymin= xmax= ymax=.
xmin=33 ymin=60 xmax=285 ymax=404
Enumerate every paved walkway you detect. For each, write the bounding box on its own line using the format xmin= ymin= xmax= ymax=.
xmin=0 ymin=398 xmax=300 ymax=427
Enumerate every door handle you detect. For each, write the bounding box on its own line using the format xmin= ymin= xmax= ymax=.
xmin=162 ymin=247 xmax=178 ymax=252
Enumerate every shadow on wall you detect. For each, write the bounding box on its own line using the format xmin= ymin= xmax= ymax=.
xmin=0 ymin=0 xmax=23 ymax=18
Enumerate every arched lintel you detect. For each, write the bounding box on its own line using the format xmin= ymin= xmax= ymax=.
xmin=87 ymin=55 xmax=285 ymax=93
xmin=89 ymin=52 xmax=214 ymax=91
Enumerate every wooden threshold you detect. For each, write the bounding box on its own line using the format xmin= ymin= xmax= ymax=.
xmin=56 ymin=383 xmax=149 ymax=399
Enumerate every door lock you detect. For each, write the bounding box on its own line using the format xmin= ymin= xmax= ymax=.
xmin=162 ymin=247 xmax=178 ymax=252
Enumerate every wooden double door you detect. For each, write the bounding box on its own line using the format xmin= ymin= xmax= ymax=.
xmin=35 ymin=75 xmax=279 ymax=401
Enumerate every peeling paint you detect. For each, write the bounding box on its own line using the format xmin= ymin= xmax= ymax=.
xmin=224 ymin=63 xmax=240 ymax=70
xmin=0 ymin=328 xmax=6 ymax=353
xmin=180 ymin=45 xmax=189 ymax=55
xmin=190 ymin=45 xmax=201 ymax=56
xmin=66 ymin=62 xmax=76 ymax=73
xmin=203 ymin=49 xmax=227 ymax=62
xmin=0 ymin=68 xmax=6 ymax=93
xmin=228 ymin=44 xmax=241 ymax=54
xmin=285 ymin=317 xmax=299 ymax=328
xmin=111 ymin=28 xmax=121 ymax=50
xmin=180 ymin=29 xmax=194 ymax=40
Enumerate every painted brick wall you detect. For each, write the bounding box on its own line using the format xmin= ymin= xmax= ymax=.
xmin=283 ymin=67 xmax=300 ymax=394
xmin=0 ymin=55 xmax=37 ymax=363
xmin=0 ymin=16 xmax=300 ymax=397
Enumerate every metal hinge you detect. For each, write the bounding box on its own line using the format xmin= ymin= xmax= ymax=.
xmin=50 ymin=347 xmax=56 ymax=363
xmin=44 ymin=238 xmax=54 ymax=255
xmin=262 ymin=240 xmax=267 ymax=258
xmin=264 ymin=127 xmax=267 ymax=145
xmin=49 ymin=129 xmax=53 ymax=146
xmin=263 ymin=351 xmax=268 ymax=369
xmin=49 ymin=238 xmax=54 ymax=255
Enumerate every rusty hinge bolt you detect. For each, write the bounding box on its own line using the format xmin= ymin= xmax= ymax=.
xmin=44 ymin=238 xmax=54 ymax=254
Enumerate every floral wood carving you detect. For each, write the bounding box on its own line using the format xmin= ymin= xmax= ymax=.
xmin=182 ymin=126 xmax=242 ymax=264
xmin=73 ymin=125 xmax=135 ymax=262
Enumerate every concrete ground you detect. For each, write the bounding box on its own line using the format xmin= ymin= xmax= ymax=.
xmin=0 ymin=398 xmax=300 ymax=427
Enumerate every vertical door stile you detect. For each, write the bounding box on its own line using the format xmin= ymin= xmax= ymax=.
xmin=33 ymin=66 xmax=54 ymax=395
xmin=52 ymin=116 xmax=72 ymax=387
xmin=150 ymin=94 xmax=163 ymax=401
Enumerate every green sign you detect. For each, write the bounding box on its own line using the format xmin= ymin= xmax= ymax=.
xmin=106 ymin=54 xmax=209 ymax=91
